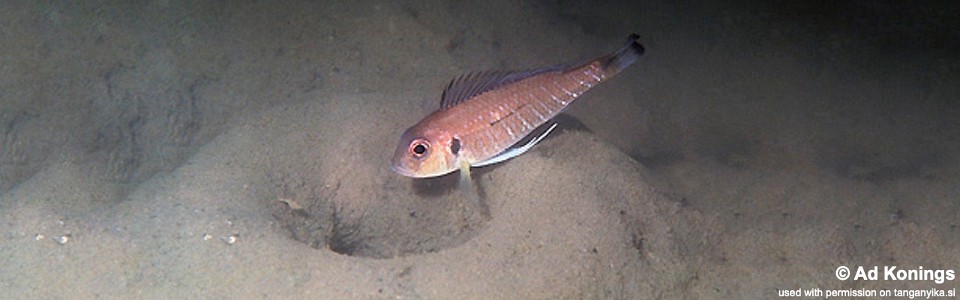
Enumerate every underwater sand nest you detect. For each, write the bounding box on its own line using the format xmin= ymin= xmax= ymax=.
xmin=272 ymin=174 xmax=485 ymax=259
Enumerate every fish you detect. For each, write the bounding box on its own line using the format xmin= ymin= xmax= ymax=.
xmin=391 ymin=34 xmax=645 ymax=180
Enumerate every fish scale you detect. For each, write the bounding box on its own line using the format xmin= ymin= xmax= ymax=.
xmin=392 ymin=34 xmax=644 ymax=178
xmin=456 ymin=64 xmax=606 ymax=161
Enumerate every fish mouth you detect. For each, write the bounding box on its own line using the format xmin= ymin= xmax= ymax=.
xmin=390 ymin=162 xmax=419 ymax=178
xmin=391 ymin=163 xmax=441 ymax=178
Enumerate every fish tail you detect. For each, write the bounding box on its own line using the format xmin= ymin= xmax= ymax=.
xmin=599 ymin=33 xmax=645 ymax=75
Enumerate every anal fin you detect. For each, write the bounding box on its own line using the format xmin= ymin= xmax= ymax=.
xmin=474 ymin=122 xmax=558 ymax=167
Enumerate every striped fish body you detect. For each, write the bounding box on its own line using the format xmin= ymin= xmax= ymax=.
xmin=392 ymin=34 xmax=644 ymax=178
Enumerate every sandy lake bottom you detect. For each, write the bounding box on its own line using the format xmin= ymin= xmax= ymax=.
xmin=1 ymin=1 xmax=958 ymax=298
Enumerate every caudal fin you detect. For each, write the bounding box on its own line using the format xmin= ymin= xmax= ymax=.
xmin=600 ymin=33 xmax=645 ymax=75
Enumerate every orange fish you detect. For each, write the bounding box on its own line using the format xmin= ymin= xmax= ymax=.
xmin=392 ymin=34 xmax=644 ymax=181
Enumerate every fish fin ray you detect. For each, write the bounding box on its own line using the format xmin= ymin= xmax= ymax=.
xmin=458 ymin=160 xmax=480 ymax=208
xmin=440 ymin=67 xmax=561 ymax=110
xmin=598 ymin=34 xmax=645 ymax=75
xmin=558 ymin=34 xmax=644 ymax=76
xmin=473 ymin=122 xmax=558 ymax=167
xmin=440 ymin=34 xmax=643 ymax=110
xmin=458 ymin=160 xmax=472 ymax=187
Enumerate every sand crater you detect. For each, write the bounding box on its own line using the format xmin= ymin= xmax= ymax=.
xmin=270 ymin=169 xmax=487 ymax=259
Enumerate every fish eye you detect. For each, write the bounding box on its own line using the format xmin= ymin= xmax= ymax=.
xmin=409 ymin=139 xmax=430 ymax=159
xmin=413 ymin=144 xmax=427 ymax=155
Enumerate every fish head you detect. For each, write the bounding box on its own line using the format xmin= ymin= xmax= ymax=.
xmin=391 ymin=126 xmax=458 ymax=178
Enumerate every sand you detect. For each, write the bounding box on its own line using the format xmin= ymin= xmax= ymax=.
xmin=1 ymin=0 xmax=958 ymax=299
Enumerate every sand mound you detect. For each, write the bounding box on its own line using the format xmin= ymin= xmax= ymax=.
xmin=1 ymin=92 xmax=705 ymax=298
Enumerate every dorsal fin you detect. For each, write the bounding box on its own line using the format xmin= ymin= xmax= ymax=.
xmin=439 ymin=67 xmax=561 ymax=109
